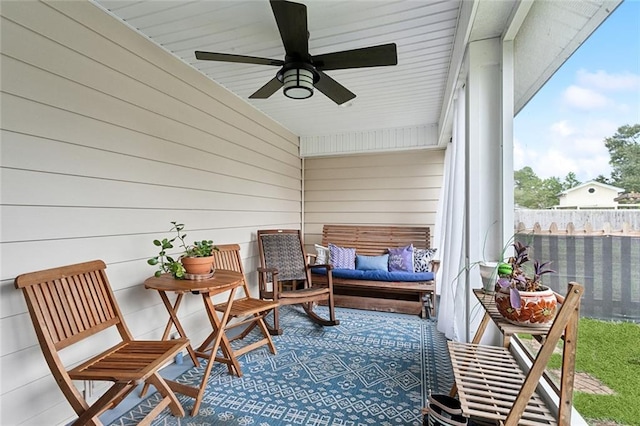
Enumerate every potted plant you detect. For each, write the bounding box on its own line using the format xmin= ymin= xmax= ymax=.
xmin=478 ymin=261 xmax=500 ymax=293
xmin=148 ymin=221 xmax=218 ymax=278
xmin=494 ymin=241 xmax=557 ymax=326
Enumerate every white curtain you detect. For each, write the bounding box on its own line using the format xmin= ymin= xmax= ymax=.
xmin=435 ymin=87 xmax=468 ymax=342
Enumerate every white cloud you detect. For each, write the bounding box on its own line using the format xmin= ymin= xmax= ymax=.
xmin=550 ymin=120 xmax=575 ymax=137
xmin=562 ymin=85 xmax=611 ymax=110
xmin=516 ymin=119 xmax=613 ymax=182
xmin=576 ymin=69 xmax=640 ymax=91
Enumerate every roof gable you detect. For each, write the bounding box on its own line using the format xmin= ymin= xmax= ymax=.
xmin=560 ymin=180 xmax=625 ymax=196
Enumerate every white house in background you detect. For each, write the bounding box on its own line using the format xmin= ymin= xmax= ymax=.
xmin=556 ymin=181 xmax=625 ymax=209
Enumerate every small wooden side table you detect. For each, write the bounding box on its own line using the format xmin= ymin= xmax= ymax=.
xmin=144 ymin=270 xmax=244 ymax=415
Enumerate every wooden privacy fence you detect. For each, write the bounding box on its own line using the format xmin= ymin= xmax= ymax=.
xmin=516 ymin=221 xmax=640 ymax=236
xmin=514 ymin=232 xmax=639 ymax=322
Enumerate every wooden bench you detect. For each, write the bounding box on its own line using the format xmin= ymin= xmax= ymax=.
xmin=311 ymin=225 xmax=439 ymax=318
xmin=447 ymin=284 xmax=584 ymax=426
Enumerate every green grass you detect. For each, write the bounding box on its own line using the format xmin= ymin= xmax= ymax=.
xmin=546 ymin=318 xmax=640 ymax=425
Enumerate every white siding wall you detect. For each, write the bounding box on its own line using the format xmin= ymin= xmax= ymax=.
xmin=559 ymin=185 xmax=619 ymax=208
xmin=0 ymin=2 xmax=299 ymax=424
xmin=303 ymin=150 xmax=445 ymax=248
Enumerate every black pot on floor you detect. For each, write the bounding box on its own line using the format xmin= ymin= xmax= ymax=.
xmin=423 ymin=394 xmax=467 ymax=426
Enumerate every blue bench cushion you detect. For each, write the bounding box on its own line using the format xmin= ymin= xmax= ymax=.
xmin=312 ymin=267 xmax=434 ymax=282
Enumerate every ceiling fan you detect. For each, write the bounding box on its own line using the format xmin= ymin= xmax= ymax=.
xmin=195 ymin=0 xmax=397 ymax=105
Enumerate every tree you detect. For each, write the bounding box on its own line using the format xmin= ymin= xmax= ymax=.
xmin=603 ymin=124 xmax=640 ymax=192
xmin=562 ymin=172 xmax=580 ymax=190
xmin=514 ymin=167 xmax=576 ymax=208
xmin=514 ymin=167 xmax=542 ymax=208
xmin=594 ymin=174 xmax=612 ymax=185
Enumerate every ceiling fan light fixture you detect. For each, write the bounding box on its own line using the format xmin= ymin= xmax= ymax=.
xmin=283 ymin=68 xmax=314 ymax=99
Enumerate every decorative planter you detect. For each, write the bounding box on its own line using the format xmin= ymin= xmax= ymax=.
xmin=181 ymin=255 xmax=214 ymax=275
xmin=478 ymin=261 xmax=499 ymax=294
xmin=494 ymin=285 xmax=557 ymax=326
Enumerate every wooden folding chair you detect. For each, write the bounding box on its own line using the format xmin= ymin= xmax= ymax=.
xmin=15 ymin=260 xmax=192 ymax=426
xmin=212 ymin=244 xmax=278 ymax=368
xmin=257 ymin=229 xmax=339 ymax=334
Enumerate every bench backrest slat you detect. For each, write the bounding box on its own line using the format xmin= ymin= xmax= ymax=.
xmin=322 ymin=225 xmax=431 ymax=256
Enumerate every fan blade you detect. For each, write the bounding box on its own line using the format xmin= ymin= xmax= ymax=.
xmin=195 ymin=51 xmax=283 ymax=67
xmin=313 ymin=43 xmax=397 ymax=71
xmin=249 ymin=77 xmax=283 ymax=99
xmin=315 ymin=70 xmax=356 ymax=105
xmin=270 ymin=0 xmax=309 ymax=59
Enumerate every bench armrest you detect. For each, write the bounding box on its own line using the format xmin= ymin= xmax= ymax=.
xmin=431 ymin=259 xmax=440 ymax=274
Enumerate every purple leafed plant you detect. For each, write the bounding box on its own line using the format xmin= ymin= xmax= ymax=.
xmin=496 ymin=242 xmax=555 ymax=308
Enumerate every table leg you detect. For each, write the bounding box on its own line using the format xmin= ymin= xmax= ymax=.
xmin=157 ymin=291 xmax=200 ymax=367
xmin=141 ymin=291 xmax=201 ymax=399
xmin=191 ymin=286 xmax=239 ymax=416
xmin=200 ymin=293 xmax=242 ymax=377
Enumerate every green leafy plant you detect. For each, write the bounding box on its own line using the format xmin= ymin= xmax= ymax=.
xmin=148 ymin=236 xmax=186 ymax=278
xmin=168 ymin=222 xmax=217 ymax=258
xmin=496 ymin=241 xmax=554 ymax=308
xmin=147 ymin=221 xmax=218 ymax=278
xmin=185 ymin=239 xmax=216 ymax=257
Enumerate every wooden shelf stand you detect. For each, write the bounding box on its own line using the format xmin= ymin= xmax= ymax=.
xmin=447 ymin=283 xmax=584 ymax=426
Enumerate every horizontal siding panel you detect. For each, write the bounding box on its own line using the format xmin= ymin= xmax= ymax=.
xmin=305 ymin=200 xmax=439 ymax=213
xmin=304 ymin=224 xmax=326 ymax=238
xmin=304 ymin=164 xmax=443 ymax=180
xmin=0 ymin=218 xmax=298 ymax=285
xmin=305 ymin=176 xmax=443 ymax=191
xmin=305 ymin=212 xmax=436 ymax=226
xmin=303 ymin=151 xmax=443 ymax=249
xmin=1 ymin=207 xmax=300 ymax=248
xmin=1 ymin=374 xmax=72 ymax=425
xmin=2 ymin=95 xmax=299 ymax=181
xmin=2 ymin=2 xmax=298 ymax=153
xmin=0 ymin=56 xmax=299 ymax=175
xmin=305 ymin=188 xmax=441 ymax=202
xmin=305 ymin=149 xmax=445 ymax=169
xmin=2 ymin=169 xmax=300 ymax=211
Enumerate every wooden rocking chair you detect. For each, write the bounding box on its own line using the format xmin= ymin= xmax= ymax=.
xmin=212 ymin=244 xmax=278 ymax=367
xmin=257 ymin=229 xmax=339 ymax=334
xmin=15 ymin=260 xmax=192 ymax=426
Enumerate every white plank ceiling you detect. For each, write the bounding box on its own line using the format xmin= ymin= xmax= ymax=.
xmin=93 ymin=0 xmax=466 ymax=137
xmin=92 ymin=0 xmax=619 ymax=141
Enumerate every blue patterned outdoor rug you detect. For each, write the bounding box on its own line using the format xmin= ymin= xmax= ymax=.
xmin=110 ymin=306 xmax=452 ymax=426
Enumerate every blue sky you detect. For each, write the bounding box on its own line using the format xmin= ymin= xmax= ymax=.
xmin=514 ymin=0 xmax=640 ymax=183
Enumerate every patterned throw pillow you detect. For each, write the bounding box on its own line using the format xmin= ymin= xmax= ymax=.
xmin=414 ymin=248 xmax=437 ymax=273
xmin=329 ymin=243 xmax=356 ymax=269
xmin=388 ymin=244 xmax=414 ymax=272
xmin=314 ymin=244 xmax=330 ymax=265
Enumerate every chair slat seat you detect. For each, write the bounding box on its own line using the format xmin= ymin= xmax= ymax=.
xmin=70 ymin=339 xmax=188 ymax=382
xmin=278 ymin=286 xmax=332 ymax=299
xmin=216 ymin=297 xmax=279 ymax=317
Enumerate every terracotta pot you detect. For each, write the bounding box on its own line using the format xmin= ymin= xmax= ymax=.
xmin=180 ymin=256 xmax=214 ymax=275
xmin=494 ymin=285 xmax=557 ymax=326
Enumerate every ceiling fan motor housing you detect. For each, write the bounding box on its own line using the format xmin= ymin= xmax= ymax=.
xmin=277 ymin=62 xmax=319 ymax=99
